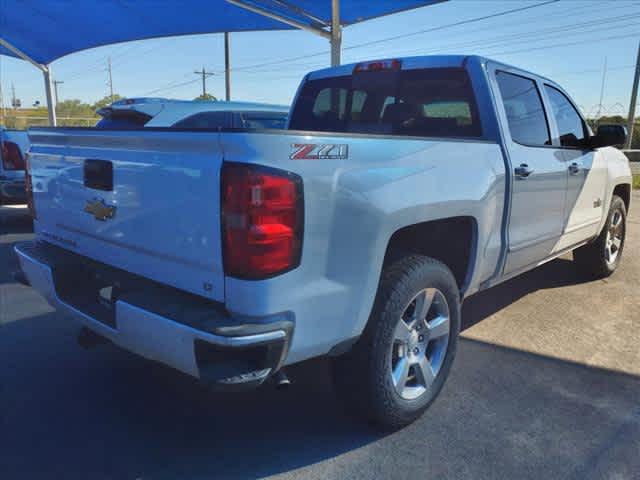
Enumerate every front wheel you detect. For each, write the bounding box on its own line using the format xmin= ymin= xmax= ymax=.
xmin=331 ymin=255 xmax=461 ymax=430
xmin=574 ymin=195 xmax=627 ymax=278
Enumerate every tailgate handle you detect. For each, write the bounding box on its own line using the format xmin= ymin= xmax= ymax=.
xmin=84 ymin=159 xmax=113 ymax=191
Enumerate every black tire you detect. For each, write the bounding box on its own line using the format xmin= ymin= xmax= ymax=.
xmin=574 ymin=195 xmax=627 ymax=278
xmin=331 ymin=255 xmax=461 ymax=430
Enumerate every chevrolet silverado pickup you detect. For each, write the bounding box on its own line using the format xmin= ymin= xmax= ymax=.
xmin=15 ymin=56 xmax=632 ymax=429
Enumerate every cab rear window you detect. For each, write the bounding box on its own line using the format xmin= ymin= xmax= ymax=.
xmin=289 ymin=67 xmax=482 ymax=138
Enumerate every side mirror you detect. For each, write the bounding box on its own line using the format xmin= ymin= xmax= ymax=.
xmin=590 ymin=124 xmax=627 ymax=149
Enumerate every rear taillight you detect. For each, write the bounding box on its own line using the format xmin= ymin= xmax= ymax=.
xmin=25 ymin=154 xmax=36 ymax=219
xmin=1 ymin=141 xmax=25 ymax=170
xmin=222 ymin=163 xmax=303 ymax=279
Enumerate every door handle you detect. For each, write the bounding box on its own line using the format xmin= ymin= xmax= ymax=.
xmin=568 ymin=162 xmax=581 ymax=175
xmin=514 ymin=164 xmax=534 ymax=179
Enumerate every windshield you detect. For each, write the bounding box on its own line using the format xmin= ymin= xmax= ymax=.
xmin=289 ymin=67 xmax=482 ymax=138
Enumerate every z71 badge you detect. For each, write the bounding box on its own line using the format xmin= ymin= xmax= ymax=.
xmin=290 ymin=144 xmax=348 ymax=160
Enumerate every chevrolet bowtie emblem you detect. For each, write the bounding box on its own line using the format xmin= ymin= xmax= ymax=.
xmin=84 ymin=198 xmax=116 ymax=221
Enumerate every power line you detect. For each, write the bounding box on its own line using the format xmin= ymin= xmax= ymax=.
xmin=344 ymin=0 xmax=563 ymax=52
xmin=226 ymin=0 xmax=562 ymax=73
xmin=226 ymin=15 xmax=640 ymax=78
xmin=369 ymin=14 xmax=640 ymax=61
xmin=141 ymin=77 xmax=201 ymax=96
xmin=487 ymin=32 xmax=640 ymax=57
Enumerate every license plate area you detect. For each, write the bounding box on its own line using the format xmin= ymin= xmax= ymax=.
xmin=54 ymin=265 xmax=119 ymax=328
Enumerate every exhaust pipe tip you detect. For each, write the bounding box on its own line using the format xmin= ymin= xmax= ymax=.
xmin=273 ymin=369 xmax=291 ymax=390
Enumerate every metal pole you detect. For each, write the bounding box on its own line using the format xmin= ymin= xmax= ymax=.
xmin=43 ymin=67 xmax=57 ymax=126
xmin=596 ymin=57 xmax=607 ymax=121
xmin=330 ymin=0 xmax=341 ymax=66
xmin=108 ymin=57 xmax=114 ymax=104
xmin=224 ymin=32 xmax=231 ymax=101
xmin=625 ymin=41 xmax=640 ymax=150
xmin=53 ymin=80 xmax=64 ymax=104
xmin=201 ymin=67 xmax=206 ymax=96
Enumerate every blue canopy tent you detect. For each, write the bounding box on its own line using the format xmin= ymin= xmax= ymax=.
xmin=0 ymin=0 xmax=445 ymax=125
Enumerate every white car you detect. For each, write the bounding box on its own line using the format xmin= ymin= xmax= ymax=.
xmin=96 ymin=98 xmax=289 ymax=129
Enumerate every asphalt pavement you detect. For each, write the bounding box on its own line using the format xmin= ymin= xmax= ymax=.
xmin=1 ymin=197 xmax=638 ymax=480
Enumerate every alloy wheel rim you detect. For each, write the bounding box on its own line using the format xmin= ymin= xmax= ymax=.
xmin=390 ymin=288 xmax=450 ymax=400
xmin=605 ymin=209 xmax=624 ymax=265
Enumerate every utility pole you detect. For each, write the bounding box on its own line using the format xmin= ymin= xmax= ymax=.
xmin=224 ymin=32 xmax=231 ymax=101
xmin=11 ymin=82 xmax=16 ymax=109
xmin=596 ymin=56 xmax=607 ymax=121
xmin=53 ymin=79 xmax=64 ymax=104
xmin=626 ymin=41 xmax=640 ymax=150
xmin=107 ymin=57 xmax=114 ymax=104
xmin=193 ymin=67 xmax=215 ymax=97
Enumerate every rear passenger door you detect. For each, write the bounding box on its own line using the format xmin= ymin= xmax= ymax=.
xmin=490 ymin=67 xmax=568 ymax=275
xmin=542 ymin=84 xmax=606 ymax=250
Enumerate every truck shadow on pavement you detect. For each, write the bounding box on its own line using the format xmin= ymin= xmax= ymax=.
xmin=0 ymin=312 xmax=638 ymax=480
xmin=461 ymin=256 xmax=592 ymax=331
xmin=1 ymin=216 xmax=638 ymax=479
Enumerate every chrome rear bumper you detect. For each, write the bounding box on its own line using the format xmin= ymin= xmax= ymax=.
xmin=15 ymin=241 xmax=293 ymax=389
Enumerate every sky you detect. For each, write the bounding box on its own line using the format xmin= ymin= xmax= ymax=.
xmin=1 ymin=0 xmax=639 ymax=118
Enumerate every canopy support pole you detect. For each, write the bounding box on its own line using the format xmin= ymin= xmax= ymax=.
xmin=43 ymin=67 xmax=57 ymax=126
xmin=330 ymin=0 xmax=341 ymax=66
xmin=626 ymin=41 xmax=639 ymax=150
xmin=224 ymin=32 xmax=231 ymax=101
xmin=0 ymin=38 xmax=57 ymax=126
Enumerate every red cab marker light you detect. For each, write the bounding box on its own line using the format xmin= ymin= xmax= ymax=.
xmin=354 ymin=59 xmax=401 ymax=73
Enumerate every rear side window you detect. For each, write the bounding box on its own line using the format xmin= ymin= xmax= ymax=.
xmin=172 ymin=112 xmax=230 ymax=129
xmin=544 ymin=85 xmax=588 ymax=148
xmin=95 ymin=110 xmax=151 ymax=129
xmin=237 ymin=112 xmax=288 ymax=129
xmin=495 ymin=71 xmax=550 ymax=146
xmin=289 ymin=67 xmax=482 ymax=138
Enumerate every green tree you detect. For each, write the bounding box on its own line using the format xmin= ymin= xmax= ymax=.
xmin=55 ymin=99 xmax=94 ymax=117
xmin=92 ymin=94 xmax=124 ymax=110
xmin=194 ymin=93 xmax=217 ymax=101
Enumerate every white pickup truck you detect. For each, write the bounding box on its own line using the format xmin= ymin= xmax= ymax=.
xmin=15 ymin=55 xmax=632 ymax=429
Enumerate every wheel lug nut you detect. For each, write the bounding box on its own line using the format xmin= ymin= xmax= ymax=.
xmin=419 ymin=335 xmax=424 ymax=342
xmin=413 ymin=347 xmax=419 ymax=355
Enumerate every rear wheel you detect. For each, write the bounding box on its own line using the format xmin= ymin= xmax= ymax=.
xmin=574 ymin=195 xmax=627 ymax=278
xmin=331 ymin=255 xmax=460 ymax=430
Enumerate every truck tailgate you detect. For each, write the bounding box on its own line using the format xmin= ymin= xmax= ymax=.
xmin=28 ymin=128 xmax=225 ymax=302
